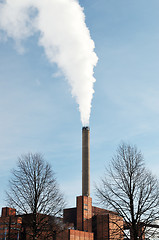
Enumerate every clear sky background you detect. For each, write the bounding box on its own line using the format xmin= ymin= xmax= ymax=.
xmin=0 ymin=0 xmax=159 ymax=208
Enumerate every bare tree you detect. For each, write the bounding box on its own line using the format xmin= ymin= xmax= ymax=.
xmin=6 ymin=153 xmax=66 ymax=240
xmin=96 ymin=143 xmax=159 ymax=240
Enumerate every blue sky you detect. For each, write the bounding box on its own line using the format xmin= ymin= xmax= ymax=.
xmin=0 ymin=0 xmax=159 ymax=208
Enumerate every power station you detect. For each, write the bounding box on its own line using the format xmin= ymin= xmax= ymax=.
xmin=0 ymin=127 xmax=124 ymax=240
xmin=59 ymin=127 xmax=124 ymax=240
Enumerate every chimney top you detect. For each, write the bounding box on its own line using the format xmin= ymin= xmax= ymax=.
xmin=82 ymin=126 xmax=90 ymax=131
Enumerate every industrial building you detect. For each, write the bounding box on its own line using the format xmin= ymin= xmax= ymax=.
xmin=0 ymin=127 xmax=124 ymax=239
xmin=0 ymin=207 xmax=22 ymax=239
xmin=56 ymin=127 xmax=124 ymax=240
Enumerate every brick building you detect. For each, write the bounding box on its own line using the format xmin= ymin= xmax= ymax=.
xmin=0 ymin=207 xmax=62 ymax=239
xmin=0 ymin=127 xmax=124 ymax=239
xmin=0 ymin=207 xmax=22 ymax=240
xmin=59 ymin=195 xmax=123 ymax=240
xmin=0 ymin=199 xmax=124 ymax=240
xmin=55 ymin=127 xmax=124 ymax=239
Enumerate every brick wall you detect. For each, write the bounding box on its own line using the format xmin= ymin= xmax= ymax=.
xmin=76 ymin=196 xmax=92 ymax=232
xmin=63 ymin=207 xmax=77 ymax=228
xmin=1 ymin=207 xmax=16 ymax=217
xmin=57 ymin=229 xmax=94 ymax=240
xmin=0 ymin=213 xmax=22 ymax=240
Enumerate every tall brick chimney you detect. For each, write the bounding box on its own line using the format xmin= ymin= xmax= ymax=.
xmin=82 ymin=126 xmax=90 ymax=197
xmin=76 ymin=127 xmax=92 ymax=232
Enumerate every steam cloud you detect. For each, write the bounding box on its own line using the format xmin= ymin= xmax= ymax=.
xmin=0 ymin=0 xmax=98 ymax=126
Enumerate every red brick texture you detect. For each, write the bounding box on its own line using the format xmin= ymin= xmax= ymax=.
xmin=76 ymin=196 xmax=92 ymax=232
xmin=56 ymin=229 xmax=94 ymax=240
xmin=0 ymin=208 xmax=22 ymax=240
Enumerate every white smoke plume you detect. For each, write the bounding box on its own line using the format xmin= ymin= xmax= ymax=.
xmin=0 ymin=0 xmax=98 ymax=126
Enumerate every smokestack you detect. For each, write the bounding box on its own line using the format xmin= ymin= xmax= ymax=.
xmin=82 ymin=126 xmax=90 ymax=197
